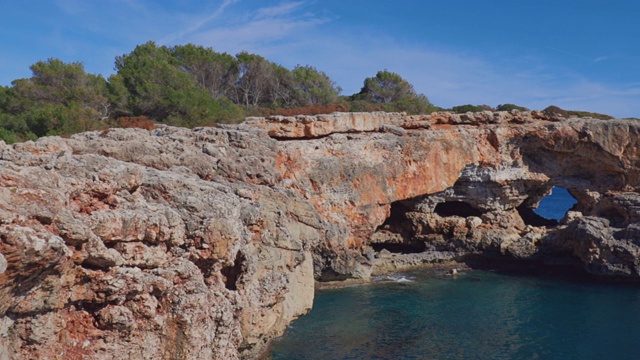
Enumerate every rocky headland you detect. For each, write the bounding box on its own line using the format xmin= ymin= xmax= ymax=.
xmin=1 ymin=110 xmax=640 ymax=358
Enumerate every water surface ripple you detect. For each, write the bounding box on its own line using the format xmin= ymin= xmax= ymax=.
xmin=271 ymin=270 xmax=640 ymax=359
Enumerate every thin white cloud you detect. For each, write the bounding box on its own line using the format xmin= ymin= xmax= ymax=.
xmin=183 ymin=1 xmax=331 ymax=55
xmin=160 ymin=0 xmax=239 ymax=44
xmin=545 ymin=46 xmax=592 ymax=62
xmin=253 ymin=1 xmax=305 ymax=19
xmin=190 ymin=16 xmax=330 ymax=54
xmin=13 ymin=1 xmax=639 ymax=118
xmin=248 ymin=27 xmax=640 ymax=117
xmin=593 ymin=56 xmax=611 ymax=63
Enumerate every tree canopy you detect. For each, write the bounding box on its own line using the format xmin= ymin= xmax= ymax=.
xmin=1 ymin=58 xmax=109 ymax=139
xmin=353 ymin=70 xmax=438 ymax=114
xmin=291 ymin=65 xmax=341 ymax=106
xmin=111 ymin=41 xmax=243 ymax=126
xmin=0 ymin=42 xmax=442 ymax=143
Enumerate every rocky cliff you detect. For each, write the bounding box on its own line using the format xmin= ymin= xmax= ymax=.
xmin=1 ymin=111 xmax=640 ymax=358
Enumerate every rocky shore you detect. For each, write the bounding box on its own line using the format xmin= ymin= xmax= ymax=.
xmin=1 ymin=110 xmax=640 ymax=358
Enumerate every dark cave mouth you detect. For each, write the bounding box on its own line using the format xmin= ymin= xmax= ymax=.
xmin=373 ymin=187 xmax=581 ymax=254
xmin=372 ymin=198 xmax=428 ymax=254
xmin=434 ymin=201 xmax=483 ymax=218
xmin=371 ymin=242 xmax=426 ymax=254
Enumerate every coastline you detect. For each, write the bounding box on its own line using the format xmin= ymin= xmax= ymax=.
xmin=315 ymin=259 xmax=468 ymax=290
xmin=3 ymin=112 xmax=640 ymax=359
xmin=270 ymin=263 xmax=640 ymax=360
xmin=316 ymin=253 xmax=640 ymax=291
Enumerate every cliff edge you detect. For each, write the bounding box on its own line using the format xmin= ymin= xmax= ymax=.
xmin=1 ymin=111 xmax=640 ymax=358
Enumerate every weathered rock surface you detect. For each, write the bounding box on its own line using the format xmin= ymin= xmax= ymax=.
xmin=1 ymin=111 xmax=640 ymax=358
xmin=249 ymin=112 xmax=640 ymax=280
xmin=0 ymin=126 xmax=322 ymax=359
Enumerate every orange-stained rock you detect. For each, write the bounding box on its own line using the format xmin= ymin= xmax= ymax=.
xmin=2 ymin=111 xmax=640 ymax=358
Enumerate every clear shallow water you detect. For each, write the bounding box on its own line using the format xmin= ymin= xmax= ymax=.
xmin=271 ymin=190 xmax=639 ymax=360
xmin=270 ymin=270 xmax=640 ymax=360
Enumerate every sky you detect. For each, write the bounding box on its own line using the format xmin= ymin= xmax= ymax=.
xmin=1 ymin=0 xmax=640 ymax=117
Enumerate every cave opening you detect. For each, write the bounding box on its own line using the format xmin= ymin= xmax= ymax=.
xmin=370 ymin=241 xmax=426 ymax=254
xmin=380 ymin=200 xmax=413 ymax=230
xmin=434 ymin=201 xmax=483 ymax=218
xmin=372 ymin=199 xmax=426 ymax=254
xmin=519 ymin=186 xmax=577 ymax=227
xmin=533 ymin=187 xmax=577 ymax=221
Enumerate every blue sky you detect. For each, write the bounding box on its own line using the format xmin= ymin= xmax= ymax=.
xmin=1 ymin=0 xmax=639 ymax=117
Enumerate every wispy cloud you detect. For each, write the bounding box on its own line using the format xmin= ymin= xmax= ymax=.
xmin=190 ymin=2 xmax=639 ymax=118
xmin=253 ymin=1 xmax=305 ymax=19
xmin=592 ymin=56 xmax=611 ymax=63
xmin=10 ymin=1 xmax=639 ymax=118
xmin=183 ymin=1 xmax=331 ymax=55
xmin=546 ymin=47 xmax=616 ymax=65
xmin=545 ymin=46 xmax=592 ymax=61
xmin=160 ymin=0 xmax=239 ymax=44
xmin=274 ymin=30 xmax=640 ymax=117
xmin=190 ymin=17 xmax=331 ymax=55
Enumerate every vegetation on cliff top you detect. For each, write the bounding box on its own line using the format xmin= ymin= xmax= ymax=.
xmin=448 ymin=103 xmax=614 ymax=120
xmin=0 ymin=41 xmax=615 ymax=143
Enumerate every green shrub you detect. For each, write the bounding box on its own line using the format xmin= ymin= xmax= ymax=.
xmin=542 ymin=105 xmax=570 ymax=118
xmin=450 ymin=104 xmax=493 ymax=113
xmin=0 ymin=127 xmax=17 ymax=144
xmin=496 ymin=103 xmax=529 ymax=112
xmin=566 ymin=110 xmax=613 ymax=120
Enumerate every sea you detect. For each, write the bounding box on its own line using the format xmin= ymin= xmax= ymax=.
xmin=270 ymin=188 xmax=640 ymax=359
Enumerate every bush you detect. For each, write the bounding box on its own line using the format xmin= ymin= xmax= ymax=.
xmin=450 ymin=104 xmax=494 ymax=113
xmin=352 ymin=70 xmax=437 ymax=114
xmin=347 ymin=99 xmax=385 ymax=113
xmin=566 ymin=110 xmax=613 ymax=120
xmin=542 ymin=105 xmax=569 ymax=118
xmin=383 ymin=94 xmax=440 ymax=114
xmin=543 ymin=105 xmax=613 ymax=120
xmin=0 ymin=127 xmax=17 ymax=144
xmin=496 ymin=103 xmax=529 ymax=112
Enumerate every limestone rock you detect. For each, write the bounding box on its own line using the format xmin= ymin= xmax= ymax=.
xmin=1 ymin=111 xmax=640 ymax=358
xmin=0 ymin=125 xmax=319 ymax=359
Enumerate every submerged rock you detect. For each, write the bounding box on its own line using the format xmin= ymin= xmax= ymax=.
xmin=1 ymin=111 xmax=640 ymax=358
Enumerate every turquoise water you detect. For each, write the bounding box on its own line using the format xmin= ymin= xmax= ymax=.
xmin=270 ymin=270 xmax=640 ymax=359
xmin=271 ymin=189 xmax=640 ymax=359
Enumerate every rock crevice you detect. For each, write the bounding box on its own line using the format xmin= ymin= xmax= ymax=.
xmin=1 ymin=111 xmax=640 ymax=358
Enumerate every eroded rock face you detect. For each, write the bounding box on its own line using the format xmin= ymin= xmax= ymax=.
xmin=248 ymin=112 xmax=640 ymax=279
xmin=0 ymin=127 xmax=322 ymax=359
xmin=1 ymin=111 xmax=640 ymax=358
